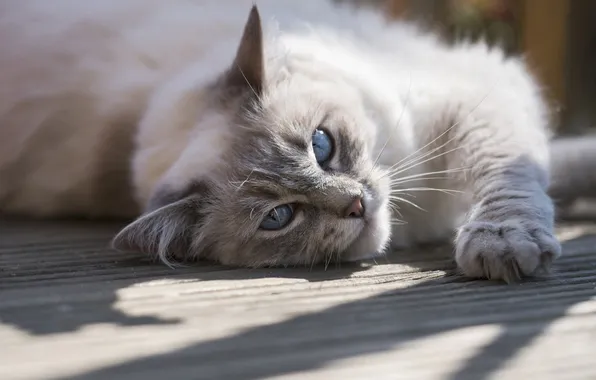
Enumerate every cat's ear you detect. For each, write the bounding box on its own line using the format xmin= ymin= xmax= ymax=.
xmin=224 ymin=5 xmax=264 ymax=95
xmin=111 ymin=195 xmax=203 ymax=265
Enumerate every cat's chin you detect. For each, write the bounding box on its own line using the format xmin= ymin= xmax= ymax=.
xmin=341 ymin=207 xmax=391 ymax=263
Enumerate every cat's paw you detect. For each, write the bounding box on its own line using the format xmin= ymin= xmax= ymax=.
xmin=455 ymin=220 xmax=561 ymax=283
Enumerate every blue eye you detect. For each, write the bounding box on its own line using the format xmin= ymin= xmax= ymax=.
xmin=312 ymin=128 xmax=333 ymax=165
xmin=259 ymin=204 xmax=294 ymax=230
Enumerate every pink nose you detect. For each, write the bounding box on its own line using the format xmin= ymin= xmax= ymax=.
xmin=344 ymin=197 xmax=364 ymax=218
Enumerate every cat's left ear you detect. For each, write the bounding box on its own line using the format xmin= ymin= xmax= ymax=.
xmin=223 ymin=5 xmax=265 ymax=95
xmin=111 ymin=195 xmax=204 ymax=265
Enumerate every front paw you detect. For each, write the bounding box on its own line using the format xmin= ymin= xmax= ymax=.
xmin=455 ymin=220 xmax=562 ymax=282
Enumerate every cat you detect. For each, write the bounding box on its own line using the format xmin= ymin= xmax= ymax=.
xmin=549 ymin=136 xmax=596 ymax=212
xmin=0 ymin=0 xmax=593 ymax=282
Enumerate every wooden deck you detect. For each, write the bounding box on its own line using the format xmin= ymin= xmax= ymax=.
xmin=1 ymin=212 xmax=595 ymax=380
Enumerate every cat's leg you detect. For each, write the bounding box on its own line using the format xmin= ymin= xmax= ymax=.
xmin=549 ymin=136 xmax=596 ymax=214
xmin=446 ymin=122 xmax=561 ymax=282
xmin=428 ymin=93 xmax=562 ymax=282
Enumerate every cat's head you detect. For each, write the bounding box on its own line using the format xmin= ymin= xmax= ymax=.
xmin=113 ymin=6 xmax=392 ymax=267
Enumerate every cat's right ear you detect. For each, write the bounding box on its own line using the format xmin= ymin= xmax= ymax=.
xmin=222 ymin=5 xmax=265 ymax=95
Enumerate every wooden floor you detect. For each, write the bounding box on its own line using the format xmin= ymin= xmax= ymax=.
xmin=1 ymin=212 xmax=595 ymax=380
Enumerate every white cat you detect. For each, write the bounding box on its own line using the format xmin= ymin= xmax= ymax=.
xmin=0 ymin=0 xmax=587 ymax=281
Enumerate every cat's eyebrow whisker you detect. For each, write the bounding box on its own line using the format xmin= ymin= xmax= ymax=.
xmin=234 ymin=169 xmax=255 ymax=191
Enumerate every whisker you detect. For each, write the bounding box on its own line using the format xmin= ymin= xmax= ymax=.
xmin=388 ymin=202 xmax=404 ymax=218
xmin=237 ymin=65 xmax=261 ymax=101
xmin=390 ymin=176 xmax=451 ymax=186
xmin=391 ymin=218 xmax=408 ymax=225
xmin=385 ymin=133 xmax=463 ymax=176
xmin=324 ymin=250 xmax=333 ymax=271
xmin=389 ymin=196 xmax=426 ymax=212
xmin=391 ymin=187 xmax=464 ymax=195
xmin=386 ymin=144 xmax=468 ymax=179
xmin=389 ymin=167 xmax=468 ymax=184
xmin=234 ymin=169 xmax=255 ymax=191
xmin=385 ymin=87 xmax=494 ymax=175
xmin=310 ymin=250 xmax=319 ymax=271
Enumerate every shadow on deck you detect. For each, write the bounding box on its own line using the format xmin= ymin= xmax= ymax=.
xmin=1 ymin=211 xmax=595 ymax=380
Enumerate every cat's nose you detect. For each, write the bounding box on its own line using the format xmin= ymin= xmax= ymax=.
xmin=344 ymin=196 xmax=365 ymax=218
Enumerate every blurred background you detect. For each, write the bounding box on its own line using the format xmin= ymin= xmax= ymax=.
xmin=335 ymin=0 xmax=596 ymax=136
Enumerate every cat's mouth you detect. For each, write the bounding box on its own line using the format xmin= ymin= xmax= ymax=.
xmin=340 ymin=194 xmax=391 ymax=262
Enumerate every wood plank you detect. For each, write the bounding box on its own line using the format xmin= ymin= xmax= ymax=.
xmin=1 ymin=218 xmax=595 ymax=380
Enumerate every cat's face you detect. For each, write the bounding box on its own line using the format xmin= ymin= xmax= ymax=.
xmin=113 ymin=6 xmax=391 ymax=267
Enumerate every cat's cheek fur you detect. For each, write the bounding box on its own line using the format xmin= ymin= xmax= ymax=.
xmin=342 ymin=200 xmax=392 ymax=262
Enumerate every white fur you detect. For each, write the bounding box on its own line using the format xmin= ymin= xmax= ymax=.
xmin=0 ymin=0 xmax=562 ymax=280
xmin=0 ymin=0 xmax=392 ymax=214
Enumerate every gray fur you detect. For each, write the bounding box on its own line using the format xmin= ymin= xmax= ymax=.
xmin=112 ymin=6 xmax=590 ymax=279
xmin=549 ymin=136 xmax=596 ymax=209
xmin=113 ymin=8 xmax=389 ymax=267
xmin=114 ymin=100 xmax=389 ymax=267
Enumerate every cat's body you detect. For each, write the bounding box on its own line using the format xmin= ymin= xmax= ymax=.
xmin=550 ymin=136 xmax=596 ymax=210
xmin=0 ymin=0 xmax=591 ymax=280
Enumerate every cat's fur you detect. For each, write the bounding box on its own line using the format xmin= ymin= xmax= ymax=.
xmin=0 ymin=0 xmax=592 ymax=281
xmin=550 ymin=136 xmax=596 ymax=209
